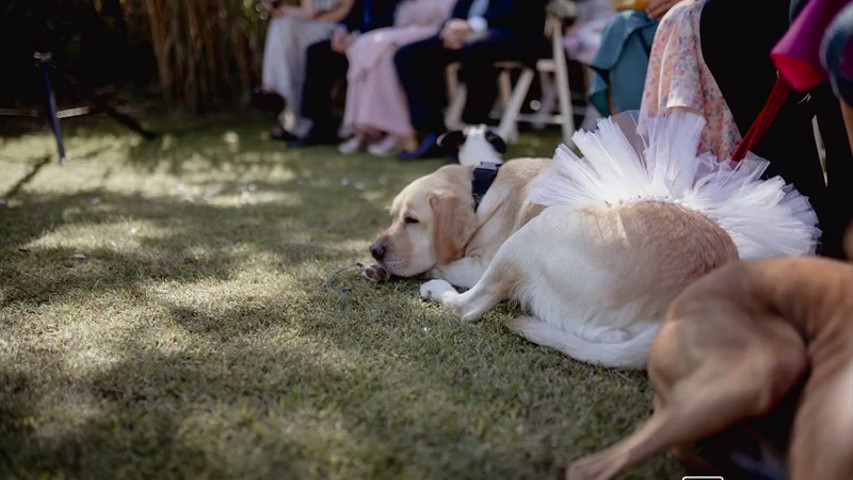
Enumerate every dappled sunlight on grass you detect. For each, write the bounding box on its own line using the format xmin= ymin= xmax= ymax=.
xmin=0 ymin=113 xmax=680 ymax=479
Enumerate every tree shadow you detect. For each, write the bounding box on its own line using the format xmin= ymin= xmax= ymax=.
xmin=0 ymin=177 xmax=389 ymax=308
xmin=0 ymin=301 xmax=641 ymax=479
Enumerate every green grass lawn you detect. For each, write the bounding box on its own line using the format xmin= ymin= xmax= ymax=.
xmin=0 ymin=113 xmax=682 ymax=479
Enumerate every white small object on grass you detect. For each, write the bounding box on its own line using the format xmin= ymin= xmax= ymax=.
xmin=72 ymin=254 xmax=86 ymax=260
xmin=91 ymin=197 xmax=101 ymax=205
xmin=341 ymin=177 xmax=350 ymax=186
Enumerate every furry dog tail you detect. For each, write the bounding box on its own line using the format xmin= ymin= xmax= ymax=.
xmin=507 ymin=316 xmax=660 ymax=370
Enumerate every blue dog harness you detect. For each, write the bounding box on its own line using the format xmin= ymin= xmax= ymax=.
xmin=471 ymin=162 xmax=501 ymax=211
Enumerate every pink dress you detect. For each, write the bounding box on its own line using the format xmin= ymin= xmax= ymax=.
xmin=343 ymin=0 xmax=455 ymax=137
xmin=640 ymin=0 xmax=741 ymax=161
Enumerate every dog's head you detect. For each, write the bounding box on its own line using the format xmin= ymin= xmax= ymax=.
xmin=438 ymin=125 xmax=506 ymax=167
xmin=370 ymin=165 xmax=478 ymax=277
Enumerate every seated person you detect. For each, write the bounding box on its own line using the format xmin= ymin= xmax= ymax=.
xmin=256 ymin=0 xmax=356 ymax=140
xmin=587 ymin=8 xmax=657 ymax=117
xmin=642 ymin=0 xmax=852 ymax=257
xmin=393 ymin=0 xmax=548 ymax=160
xmin=640 ymin=0 xmax=740 ymax=161
xmin=564 ymin=0 xmax=615 ymax=66
xmin=292 ymin=0 xmax=402 ymax=146
xmin=339 ymin=0 xmax=457 ymax=156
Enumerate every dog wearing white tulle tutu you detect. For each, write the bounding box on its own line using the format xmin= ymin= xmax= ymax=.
xmin=417 ymin=111 xmax=820 ymax=369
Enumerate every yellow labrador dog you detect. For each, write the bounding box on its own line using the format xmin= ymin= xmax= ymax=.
xmin=416 ymin=112 xmax=819 ymax=369
xmin=370 ymin=158 xmax=548 ymax=288
xmin=419 ymin=202 xmax=739 ymax=368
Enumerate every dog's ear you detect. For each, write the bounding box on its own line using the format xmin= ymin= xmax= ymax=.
xmin=485 ymin=130 xmax=507 ymax=154
xmin=437 ymin=130 xmax=466 ymax=150
xmin=429 ymin=193 xmax=478 ymax=264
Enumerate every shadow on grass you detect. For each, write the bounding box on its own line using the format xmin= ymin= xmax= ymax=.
xmin=0 ymin=179 xmax=387 ymax=308
xmin=0 ymin=352 xmax=214 ymax=479
xmin=0 ymin=312 xmax=603 ymax=479
xmin=0 ymin=241 xmax=672 ymax=479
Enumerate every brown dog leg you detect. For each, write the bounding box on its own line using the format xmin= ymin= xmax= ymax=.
xmin=788 ymin=362 xmax=853 ymax=480
xmin=568 ymin=304 xmax=808 ymax=480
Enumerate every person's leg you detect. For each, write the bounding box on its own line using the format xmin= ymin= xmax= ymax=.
xmin=298 ymin=39 xmax=348 ymax=144
xmin=395 ymin=35 xmax=456 ymax=159
xmin=350 ymin=28 xmax=438 ymax=155
xmin=262 ymin=16 xmax=298 ymax=96
xmin=283 ymin=19 xmax=340 ymax=137
xmin=701 ymin=0 xmax=833 ymax=253
xmin=395 ymin=35 xmax=452 ymax=134
xmin=458 ymin=27 xmax=521 ymax=125
xmin=254 ymin=16 xmax=290 ymax=115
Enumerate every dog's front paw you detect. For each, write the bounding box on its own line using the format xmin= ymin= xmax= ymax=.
xmin=419 ymin=279 xmax=454 ymax=301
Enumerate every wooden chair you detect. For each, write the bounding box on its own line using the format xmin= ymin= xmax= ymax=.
xmin=444 ymin=13 xmax=580 ymax=147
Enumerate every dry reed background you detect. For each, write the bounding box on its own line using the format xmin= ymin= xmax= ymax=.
xmin=0 ymin=0 xmax=299 ymax=110
xmin=137 ymin=0 xmax=276 ymax=109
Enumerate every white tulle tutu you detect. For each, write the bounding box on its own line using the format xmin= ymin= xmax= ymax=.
xmin=528 ymin=111 xmax=821 ymax=258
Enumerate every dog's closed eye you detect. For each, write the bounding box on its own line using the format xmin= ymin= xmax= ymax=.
xmin=405 ymin=216 xmax=420 ymax=224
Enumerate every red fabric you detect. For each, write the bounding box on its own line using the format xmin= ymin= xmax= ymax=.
xmin=731 ymin=77 xmax=792 ymax=162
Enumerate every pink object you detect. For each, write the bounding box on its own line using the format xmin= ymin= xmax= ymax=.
xmin=641 ymin=0 xmax=742 ymax=161
xmin=564 ymin=0 xmax=615 ymax=64
xmin=771 ymin=0 xmax=850 ymax=91
xmin=344 ymin=0 xmax=456 ymax=137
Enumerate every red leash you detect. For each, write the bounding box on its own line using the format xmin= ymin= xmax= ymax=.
xmin=730 ymin=77 xmax=792 ymax=162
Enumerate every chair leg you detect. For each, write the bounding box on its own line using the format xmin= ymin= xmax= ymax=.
xmin=497 ymin=68 xmax=535 ymax=144
xmin=552 ymin=25 xmax=575 ymax=147
xmin=445 ymin=85 xmax=467 ymax=130
xmin=445 ymin=63 xmax=461 ymax=103
xmin=533 ymin=71 xmax=558 ymax=129
xmin=498 ymin=70 xmax=512 ymax=111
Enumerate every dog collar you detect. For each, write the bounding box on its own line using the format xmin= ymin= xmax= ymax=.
xmin=471 ymin=162 xmax=501 ymax=211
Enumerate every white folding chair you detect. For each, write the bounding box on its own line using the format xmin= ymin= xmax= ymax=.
xmin=443 ymin=13 xmax=579 ymax=147
xmin=496 ymin=14 xmax=576 ymax=147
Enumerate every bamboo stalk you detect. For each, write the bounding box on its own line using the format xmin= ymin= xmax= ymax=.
xmin=136 ymin=0 xmax=268 ymax=109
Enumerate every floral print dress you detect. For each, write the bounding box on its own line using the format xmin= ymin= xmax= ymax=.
xmin=640 ymin=0 xmax=742 ymax=161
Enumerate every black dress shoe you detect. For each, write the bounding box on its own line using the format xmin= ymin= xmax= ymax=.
xmin=251 ymin=87 xmax=285 ymax=114
xmin=397 ymin=133 xmax=443 ymax=160
xmin=270 ymin=125 xmax=297 ymax=141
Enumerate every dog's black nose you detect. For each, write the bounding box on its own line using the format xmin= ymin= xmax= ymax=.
xmin=370 ymin=242 xmax=386 ymax=261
